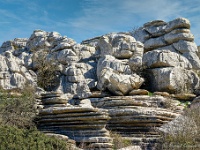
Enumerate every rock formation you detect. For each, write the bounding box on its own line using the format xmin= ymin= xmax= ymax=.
xmin=0 ymin=18 xmax=199 ymax=149
xmin=132 ymin=18 xmax=200 ymax=94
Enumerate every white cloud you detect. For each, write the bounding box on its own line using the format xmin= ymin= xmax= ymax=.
xmin=68 ymin=0 xmax=200 ymax=44
xmin=0 ymin=0 xmax=200 ymax=44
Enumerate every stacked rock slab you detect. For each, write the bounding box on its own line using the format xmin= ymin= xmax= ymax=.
xmin=132 ymin=18 xmax=200 ymax=94
xmin=90 ymin=95 xmax=182 ymax=147
xmin=37 ymin=92 xmax=113 ymax=150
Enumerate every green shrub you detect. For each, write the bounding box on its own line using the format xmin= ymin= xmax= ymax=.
xmin=0 ymin=125 xmax=69 ymax=150
xmin=33 ymin=51 xmax=60 ymax=91
xmin=0 ymin=87 xmax=73 ymax=150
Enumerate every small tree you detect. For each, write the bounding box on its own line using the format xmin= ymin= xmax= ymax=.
xmin=33 ymin=51 xmax=60 ymax=91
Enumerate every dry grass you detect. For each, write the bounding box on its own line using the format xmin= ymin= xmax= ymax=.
xmin=110 ymin=131 xmax=133 ymax=150
xmin=159 ymin=106 xmax=200 ymax=150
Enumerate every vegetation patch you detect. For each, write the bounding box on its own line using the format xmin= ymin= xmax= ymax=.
xmin=0 ymin=87 xmax=72 ymax=150
xmin=0 ymin=126 xmax=69 ymax=150
xmin=110 ymin=131 xmax=133 ymax=149
xmin=0 ymin=86 xmax=36 ymax=128
xmin=159 ymin=107 xmax=200 ymax=150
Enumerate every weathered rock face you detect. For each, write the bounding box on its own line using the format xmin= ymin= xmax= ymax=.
xmin=97 ymin=33 xmax=145 ymax=95
xmin=0 ymin=52 xmax=36 ymax=90
xmin=132 ymin=18 xmax=200 ymax=94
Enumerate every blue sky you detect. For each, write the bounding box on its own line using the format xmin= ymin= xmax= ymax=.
xmin=1 ymin=0 xmax=200 ymax=45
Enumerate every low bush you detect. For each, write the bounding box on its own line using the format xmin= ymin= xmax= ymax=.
xmin=0 ymin=87 xmax=72 ymax=150
xmin=0 ymin=126 xmax=69 ymax=150
xmin=0 ymin=86 xmax=36 ymax=128
xmin=159 ymin=106 xmax=200 ymax=150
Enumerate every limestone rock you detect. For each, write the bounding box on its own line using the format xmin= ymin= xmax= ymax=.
xmin=37 ymin=93 xmax=113 ymax=149
xmin=26 ymin=30 xmax=76 ymax=52
xmin=0 ymin=52 xmax=36 ymax=90
xmin=98 ymin=33 xmax=144 ymax=70
xmin=153 ymin=92 xmax=170 ymax=97
xmin=190 ymin=96 xmax=200 ymax=108
xmin=143 ymin=50 xmax=192 ymax=69
xmin=57 ymin=49 xmax=79 ymax=65
xmin=118 ymin=145 xmax=142 ymax=150
xmin=129 ymin=89 xmax=149 ymax=95
xmin=147 ymin=67 xmax=200 ymax=93
xmin=173 ymin=40 xmax=200 ymax=69
xmin=0 ymin=41 xmax=15 ymax=54
xmin=164 ymin=29 xmax=194 ymax=44
xmin=144 ymin=20 xmax=167 ymax=37
xmin=159 ymin=114 xmax=198 ymax=138
xmin=0 ymin=18 xmax=199 ymax=149
xmin=89 ymin=95 xmax=182 ymax=147
xmin=0 ymin=55 xmax=9 ymax=72
xmin=97 ymin=55 xmax=132 ymax=75
xmin=133 ymin=17 xmax=200 ymax=70
xmin=172 ymin=93 xmax=196 ymax=101
xmin=131 ymin=27 xmax=150 ymax=43
xmin=144 ymin=36 xmax=167 ymax=51
xmin=165 ymin=18 xmax=190 ymax=33
xmin=4 ymin=51 xmax=21 ymax=72
xmin=97 ymin=67 xmax=144 ymax=95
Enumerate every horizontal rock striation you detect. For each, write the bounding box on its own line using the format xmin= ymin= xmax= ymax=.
xmin=90 ymin=95 xmax=182 ymax=147
xmin=37 ymin=92 xmax=113 ymax=149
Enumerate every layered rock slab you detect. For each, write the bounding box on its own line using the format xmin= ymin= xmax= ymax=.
xmin=90 ymin=95 xmax=182 ymax=147
xmin=37 ymin=92 xmax=113 ymax=150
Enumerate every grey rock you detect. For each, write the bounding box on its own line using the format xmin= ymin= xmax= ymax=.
xmin=147 ymin=67 xmax=200 ymax=93
xmin=131 ymin=27 xmax=150 ymax=43
xmin=57 ymin=49 xmax=79 ymax=65
xmin=97 ymin=55 xmax=132 ymax=75
xmin=164 ymin=29 xmax=194 ymax=44
xmin=97 ymin=67 xmax=144 ymax=95
xmin=143 ymin=50 xmax=192 ymax=69
xmin=173 ymin=40 xmax=200 ymax=69
xmin=165 ymin=18 xmax=190 ymax=33
xmin=144 ymin=36 xmax=167 ymax=51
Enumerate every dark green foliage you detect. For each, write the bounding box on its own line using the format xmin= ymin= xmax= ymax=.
xmin=34 ymin=51 xmax=60 ymax=91
xmin=0 ymin=126 xmax=68 ymax=150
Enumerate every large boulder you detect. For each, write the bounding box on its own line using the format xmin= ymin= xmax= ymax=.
xmin=37 ymin=92 xmax=113 ymax=149
xmin=0 ymin=52 xmax=36 ymax=90
xmin=98 ymin=33 xmax=144 ymax=68
xmin=98 ymin=67 xmax=144 ymax=95
xmin=143 ymin=50 xmax=192 ymax=69
xmin=147 ymin=67 xmax=200 ymax=93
